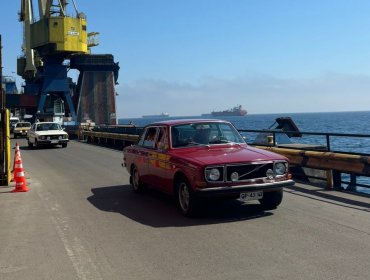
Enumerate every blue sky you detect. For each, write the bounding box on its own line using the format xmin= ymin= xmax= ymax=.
xmin=2 ymin=1 xmax=370 ymax=117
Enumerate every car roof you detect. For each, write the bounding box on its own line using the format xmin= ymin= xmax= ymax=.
xmin=147 ymin=118 xmax=229 ymax=126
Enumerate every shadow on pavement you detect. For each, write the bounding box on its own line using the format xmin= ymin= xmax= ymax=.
xmin=285 ymin=184 xmax=370 ymax=211
xmin=87 ymin=185 xmax=273 ymax=227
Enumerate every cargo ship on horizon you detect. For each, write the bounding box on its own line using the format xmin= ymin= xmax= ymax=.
xmin=209 ymin=105 xmax=247 ymax=117
xmin=142 ymin=112 xmax=170 ymax=118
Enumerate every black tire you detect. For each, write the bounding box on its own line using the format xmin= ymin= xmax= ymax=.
xmin=259 ymin=190 xmax=283 ymax=210
xmin=176 ymin=176 xmax=199 ymax=217
xmin=28 ymin=139 xmax=33 ymax=148
xmin=131 ymin=165 xmax=145 ymax=193
xmin=62 ymin=143 xmax=67 ymax=148
xmin=35 ymin=140 xmax=39 ymax=149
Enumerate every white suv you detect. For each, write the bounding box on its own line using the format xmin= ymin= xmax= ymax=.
xmin=27 ymin=122 xmax=69 ymax=148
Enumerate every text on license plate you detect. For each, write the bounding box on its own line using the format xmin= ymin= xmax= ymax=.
xmin=240 ymin=191 xmax=263 ymax=201
xmin=51 ymin=140 xmax=59 ymax=144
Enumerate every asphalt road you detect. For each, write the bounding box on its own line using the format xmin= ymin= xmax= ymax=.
xmin=1 ymin=139 xmax=370 ymax=280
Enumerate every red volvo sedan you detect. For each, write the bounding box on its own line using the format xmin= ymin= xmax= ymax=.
xmin=123 ymin=119 xmax=295 ymax=216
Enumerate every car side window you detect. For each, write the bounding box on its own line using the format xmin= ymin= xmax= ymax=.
xmin=138 ymin=130 xmax=147 ymax=146
xmin=156 ymin=127 xmax=168 ymax=150
xmin=142 ymin=127 xmax=158 ymax=148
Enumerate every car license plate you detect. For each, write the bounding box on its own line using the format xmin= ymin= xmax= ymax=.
xmin=240 ymin=191 xmax=263 ymax=201
xmin=51 ymin=140 xmax=58 ymax=144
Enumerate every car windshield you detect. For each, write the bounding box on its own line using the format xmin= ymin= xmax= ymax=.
xmin=16 ymin=123 xmax=31 ymax=128
xmin=36 ymin=123 xmax=61 ymax=131
xmin=171 ymin=122 xmax=245 ymax=148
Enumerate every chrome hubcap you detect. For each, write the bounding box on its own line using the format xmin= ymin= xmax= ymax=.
xmin=179 ymin=182 xmax=189 ymax=211
xmin=133 ymin=169 xmax=139 ymax=190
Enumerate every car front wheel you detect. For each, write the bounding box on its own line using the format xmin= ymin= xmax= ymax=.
xmin=259 ymin=190 xmax=283 ymax=210
xmin=176 ymin=176 xmax=199 ymax=217
xmin=131 ymin=165 xmax=145 ymax=193
xmin=28 ymin=139 xmax=33 ymax=148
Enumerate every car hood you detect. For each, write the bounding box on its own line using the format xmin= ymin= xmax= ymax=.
xmin=15 ymin=127 xmax=30 ymax=131
xmin=172 ymin=144 xmax=287 ymax=165
xmin=34 ymin=130 xmax=68 ymax=136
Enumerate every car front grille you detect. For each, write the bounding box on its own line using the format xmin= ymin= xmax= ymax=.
xmin=205 ymin=162 xmax=274 ymax=183
xmin=225 ymin=163 xmax=273 ymax=182
xmin=42 ymin=135 xmax=63 ymax=140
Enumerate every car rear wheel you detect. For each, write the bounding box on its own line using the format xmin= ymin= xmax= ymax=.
xmin=131 ymin=165 xmax=145 ymax=193
xmin=259 ymin=190 xmax=283 ymax=210
xmin=176 ymin=176 xmax=199 ymax=217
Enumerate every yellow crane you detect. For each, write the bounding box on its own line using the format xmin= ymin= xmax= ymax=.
xmin=17 ymin=0 xmax=92 ymax=122
xmin=14 ymin=0 xmax=118 ymax=125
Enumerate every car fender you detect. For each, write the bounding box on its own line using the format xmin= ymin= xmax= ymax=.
xmin=171 ymin=162 xmax=200 ymax=194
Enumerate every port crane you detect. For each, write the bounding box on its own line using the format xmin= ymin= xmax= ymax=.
xmin=17 ymin=0 xmax=119 ymax=124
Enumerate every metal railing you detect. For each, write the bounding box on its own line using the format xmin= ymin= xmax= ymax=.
xmin=78 ymin=126 xmax=370 ymax=194
xmin=239 ymin=129 xmax=370 ymax=193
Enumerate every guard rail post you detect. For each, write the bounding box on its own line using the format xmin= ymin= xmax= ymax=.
xmin=347 ymin=174 xmax=357 ymax=191
xmin=326 ymin=170 xmax=334 ymax=189
xmin=332 ymin=170 xmax=342 ymax=190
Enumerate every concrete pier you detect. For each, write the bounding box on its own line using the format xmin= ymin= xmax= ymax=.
xmin=1 ymin=138 xmax=369 ymax=280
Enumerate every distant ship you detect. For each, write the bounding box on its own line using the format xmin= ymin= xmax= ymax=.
xmin=211 ymin=105 xmax=247 ymax=117
xmin=142 ymin=112 xmax=170 ymax=118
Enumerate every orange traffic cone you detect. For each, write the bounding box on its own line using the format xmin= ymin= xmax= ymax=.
xmin=13 ymin=152 xmax=23 ymax=181
xmin=11 ymin=148 xmax=22 ymax=182
xmin=11 ymin=154 xmax=29 ymax=193
xmin=11 ymin=143 xmax=21 ymax=180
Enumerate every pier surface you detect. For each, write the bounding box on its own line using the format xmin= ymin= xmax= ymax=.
xmin=1 ymin=139 xmax=369 ymax=280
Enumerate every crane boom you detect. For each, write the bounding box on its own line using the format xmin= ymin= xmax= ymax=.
xmin=37 ymin=0 xmax=51 ymax=19
xmin=18 ymin=0 xmax=36 ymax=78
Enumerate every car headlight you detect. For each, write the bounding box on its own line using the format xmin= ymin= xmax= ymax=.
xmin=274 ymin=162 xmax=287 ymax=175
xmin=206 ymin=168 xmax=221 ymax=181
xmin=39 ymin=136 xmax=45 ymax=140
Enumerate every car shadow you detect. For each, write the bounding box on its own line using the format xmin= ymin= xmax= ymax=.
xmin=87 ymin=185 xmax=273 ymax=227
xmin=20 ymin=145 xmax=61 ymax=150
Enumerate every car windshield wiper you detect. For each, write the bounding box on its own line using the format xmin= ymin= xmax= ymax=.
xmin=176 ymin=141 xmax=202 ymax=147
xmin=208 ymin=138 xmax=232 ymax=144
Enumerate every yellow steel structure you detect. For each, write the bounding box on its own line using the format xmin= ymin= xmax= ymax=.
xmin=31 ymin=17 xmax=88 ymax=54
xmin=20 ymin=0 xmax=89 ymax=57
xmin=5 ymin=109 xmax=11 ymax=185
